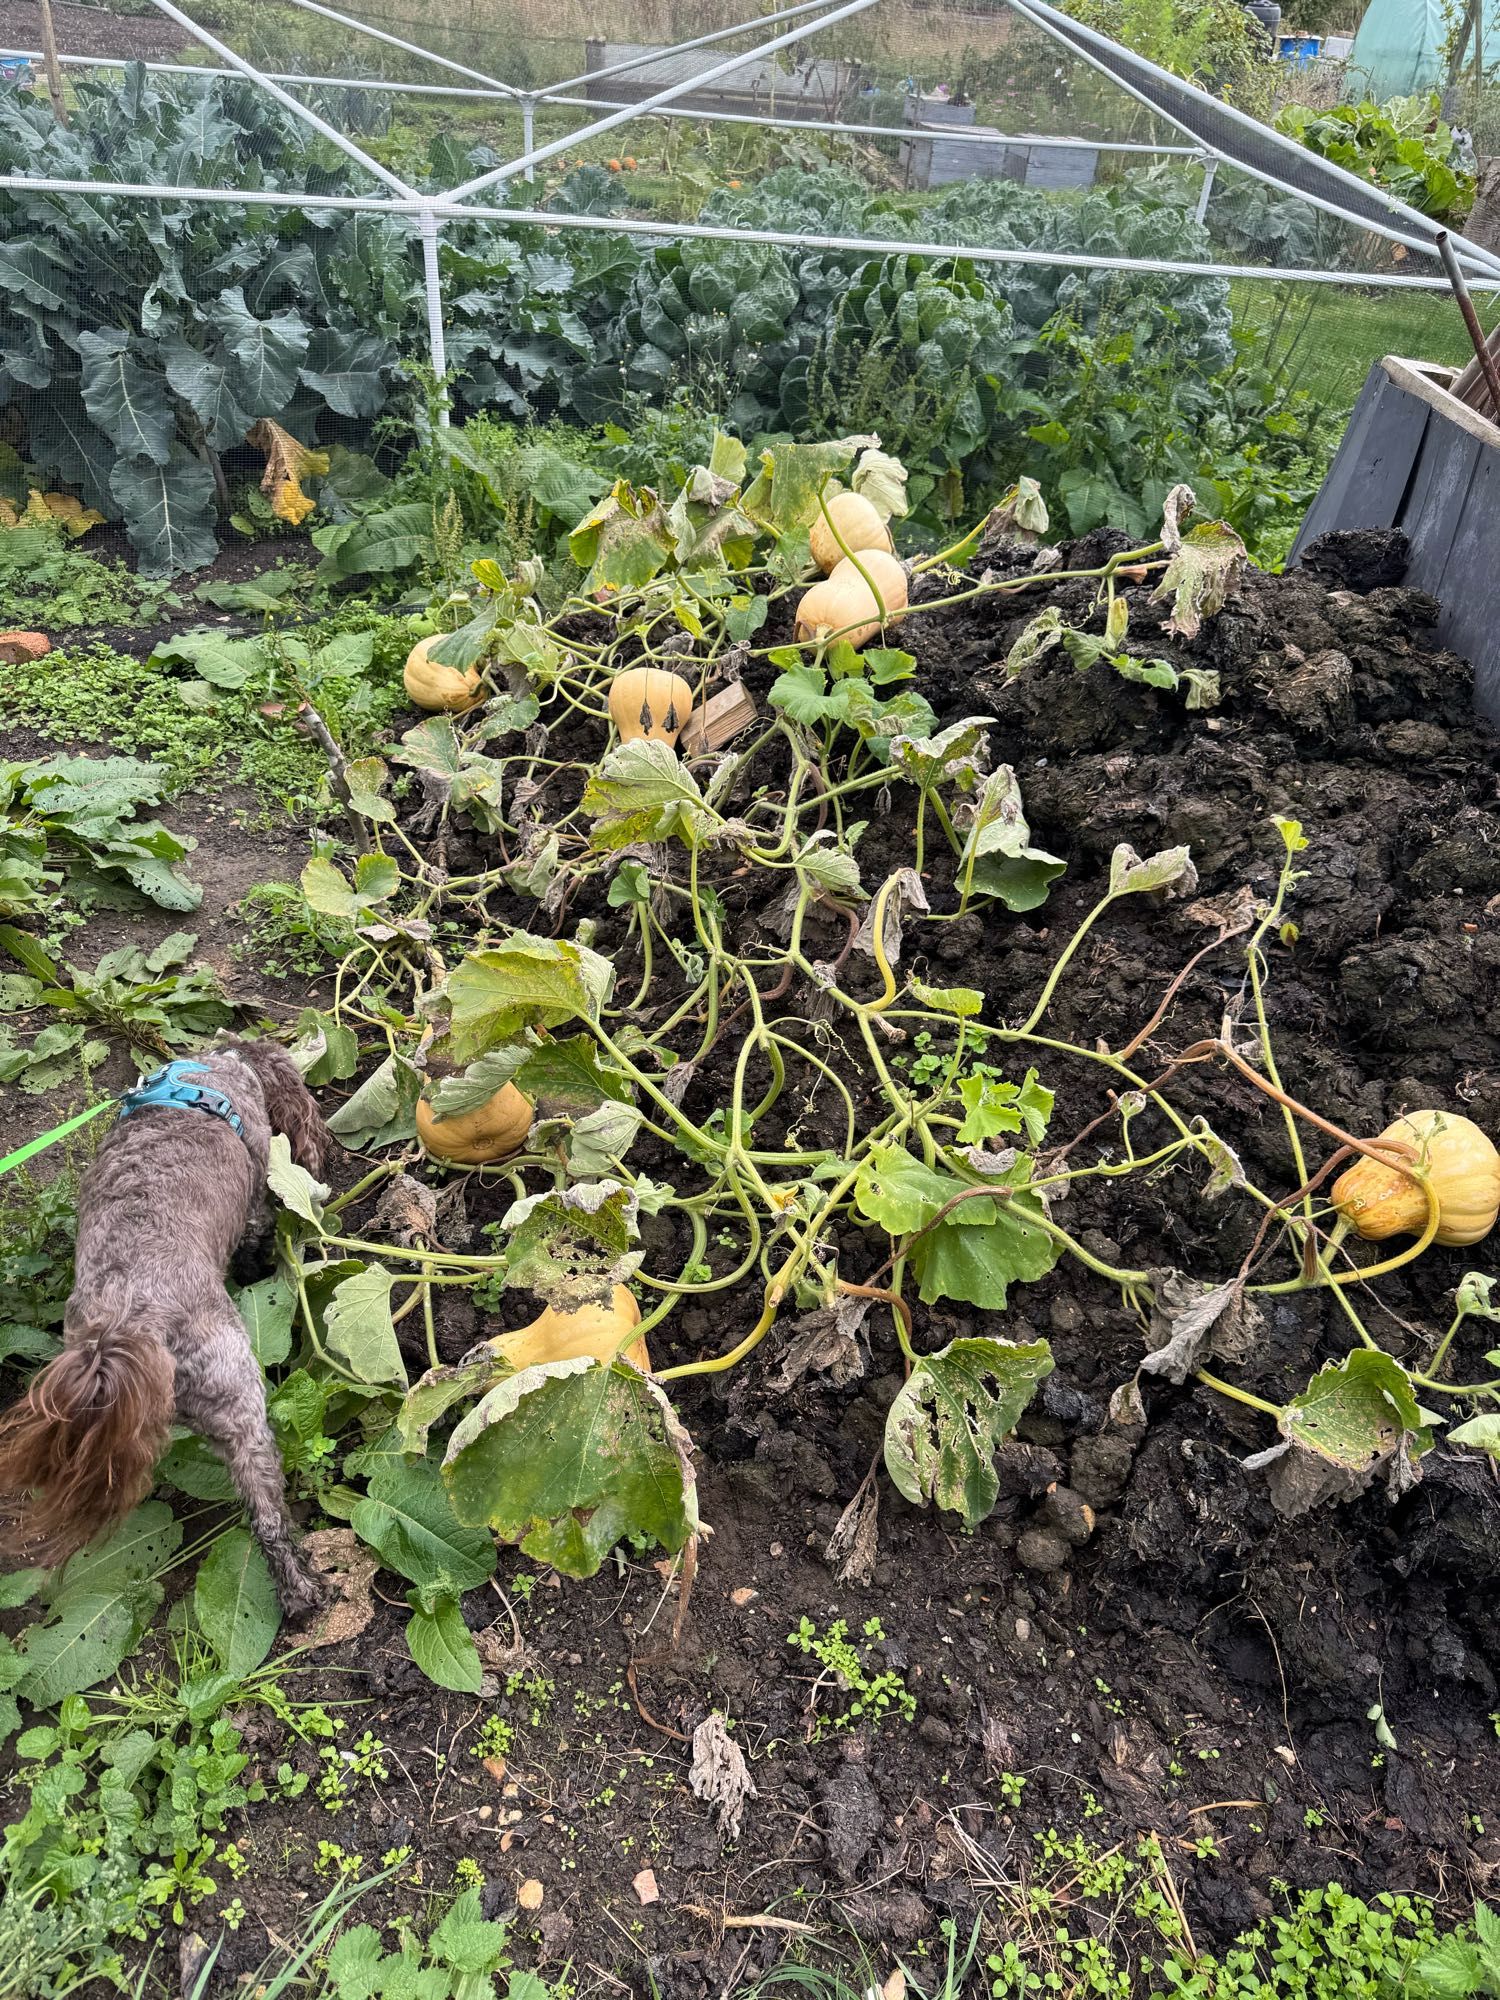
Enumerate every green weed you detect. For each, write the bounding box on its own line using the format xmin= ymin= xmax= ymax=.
xmin=0 ymin=526 xmax=180 ymax=632
xmin=0 ymin=1145 xmax=82 ymax=1374
xmin=787 ymin=1616 xmax=915 ymax=1738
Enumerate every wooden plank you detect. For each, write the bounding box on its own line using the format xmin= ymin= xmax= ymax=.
xmin=677 ymin=681 xmax=758 ymax=756
xmin=1384 ymin=355 xmax=1500 ymax=446
xmin=1338 ymin=374 xmax=1431 ymax=528
xmin=1401 ymin=429 xmax=1482 ymax=608
xmin=1289 ymin=366 xmax=1390 ymax=558
xmin=1429 ymin=446 xmax=1500 ymax=718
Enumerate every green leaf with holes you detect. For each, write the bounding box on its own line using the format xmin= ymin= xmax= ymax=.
xmin=581 ymin=740 xmax=713 ymax=852
xmin=17 ymin=1502 xmax=182 ymax=1704
xmin=444 ymin=933 xmax=615 ymax=1062
xmin=235 ymin=1274 xmax=295 ymax=1368
xmin=321 ymin=1263 xmax=407 ymax=1389
xmin=1279 ymin=1350 xmax=1429 ymax=1473
xmin=885 ymin=1337 xmax=1054 ymax=1526
xmin=443 ymin=1358 xmax=696 ymax=1579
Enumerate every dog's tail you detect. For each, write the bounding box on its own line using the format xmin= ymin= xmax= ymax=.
xmin=230 ymin=1038 xmax=330 ymax=1173
xmin=0 ymin=1322 xmax=175 ymax=1563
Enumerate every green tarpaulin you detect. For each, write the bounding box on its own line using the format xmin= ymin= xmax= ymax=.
xmin=1345 ymin=0 xmax=1497 ymax=101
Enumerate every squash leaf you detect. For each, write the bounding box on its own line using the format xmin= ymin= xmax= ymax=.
xmin=443 ymin=1358 xmax=697 ymax=1578
xmin=885 ymin=1336 xmax=1054 ymax=1526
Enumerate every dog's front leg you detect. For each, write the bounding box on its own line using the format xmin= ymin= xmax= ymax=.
xmin=177 ymin=1310 xmax=325 ymax=1619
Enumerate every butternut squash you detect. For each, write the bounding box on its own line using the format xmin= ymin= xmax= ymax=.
xmin=1332 ymin=1109 xmax=1500 ymax=1248
xmin=608 ymin=667 xmax=694 ymax=746
xmin=491 ymin=1285 xmax=651 ymax=1374
xmin=809 ymin=491 xmax=893 ymax=575
xmin=416 ymin=1081 xmax=533 ymax=1165
xmin=403 ymin=635 xmax=482 ymax=713
xmin=794 ymin=549 xmax=909 ymax=649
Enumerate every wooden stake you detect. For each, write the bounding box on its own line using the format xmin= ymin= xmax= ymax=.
xmin=35 ymin=0 xmax=70 ymax=127
xmin=1435 ymin=231 xmax=1500 ymax=420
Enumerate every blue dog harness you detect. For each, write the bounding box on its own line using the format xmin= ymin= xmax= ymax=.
xmin=116 ymin=1059 xmax=247 ymax=1143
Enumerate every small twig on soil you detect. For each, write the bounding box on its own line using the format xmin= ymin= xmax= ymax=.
xmin=1246 ymin=1595 xmax=1295 ymax=1752
xmin=683 ymin=1907 xmax=819 ymax=1935
xmin=581 ymin=1963 xmax=636 ymax=1997
xmin=485 ymin=1579 xmax=526 ymax=1659
xmin=1114 ymin=918 xmax=1252 ymax=1064
xmin=636 ymin=1549 xmax=685 ymax=1641
xmin=376 ymin=1739 xmax=428 ymax=1818
xmin=624 ymin=1659 xmax=690 ymax=1743
xmin=1150 ymin=1848 xmax=1199 ymax=1962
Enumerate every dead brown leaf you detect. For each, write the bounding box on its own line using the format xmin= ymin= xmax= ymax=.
xmin=370 ymin=1172 xmax=441 ymax=1247
xmin=770 ymin=1295 xmax=869 ymax=1392
xmin=824 ymin=1476 xmax=879 ymax=1587
xmin=688 ymin=1712 xmax=757 ymax=1841
xmin=247 ymin=417 xmax=329 ymax=527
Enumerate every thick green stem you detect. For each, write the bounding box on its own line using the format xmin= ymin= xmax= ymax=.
xmin=1016 ymin=891 xmax=1117 ymax=1037
xmin=1194 ymin=1368 xmax=1284 ymax=1419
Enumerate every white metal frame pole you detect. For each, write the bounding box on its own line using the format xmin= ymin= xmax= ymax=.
xmin=1193 ymin=155 xmax=1217 ymax=226
xmin=268 ymin=0 xmax=522 ymax=97
xmin=1007 ymin=0 xmax=1500 ymax=283
xmin=136 ymin=0 xmax=422 ymax=197
xmin=24 ymin=52 xmax=1204 ymax=156
xmin=443 ymin=0 xmax=883 ymax=204
xmin=418 ymin=206 xmax=449 ymax=425
xmin=8 ymin=173 xmax=1495 ymax=291
xmin=522 ymin=96 xmax=536 ymax=183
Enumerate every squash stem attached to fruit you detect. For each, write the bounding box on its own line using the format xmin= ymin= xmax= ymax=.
xmin=814 ymin=481 xmax=889 ymax=622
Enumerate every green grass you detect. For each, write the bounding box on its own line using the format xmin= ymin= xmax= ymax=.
xmin=1232 ymin=282 xmax=1495 ymax=413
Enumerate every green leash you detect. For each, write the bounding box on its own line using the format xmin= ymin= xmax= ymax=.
xmin=0 ymin=1098 xmax=115 ymax=1177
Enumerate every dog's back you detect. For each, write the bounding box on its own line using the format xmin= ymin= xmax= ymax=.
xmin=0 ymin=1038 xmax=328 ymax=1569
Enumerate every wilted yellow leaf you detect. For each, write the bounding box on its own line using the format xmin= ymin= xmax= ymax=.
xmin=41 ymin=492 xmax=105 ymax=536
xmin=0 ymin=488 xmax=104 ymax=537
xmin=247 ymin=417 xmax=330 ymax=527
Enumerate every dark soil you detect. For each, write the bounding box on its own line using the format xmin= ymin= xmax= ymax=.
xmin=6 ymin=2 xmax=198 ymax=69
xmin=8 ymin=528 xmax=1500 ymax=1993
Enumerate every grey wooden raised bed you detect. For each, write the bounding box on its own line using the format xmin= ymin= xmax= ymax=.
xmin=1289 ymin=356 xmax=1500 ymax=719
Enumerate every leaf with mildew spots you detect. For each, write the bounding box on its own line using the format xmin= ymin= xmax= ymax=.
xmin=443 ymin=1358 xmax=698 ymax=1578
